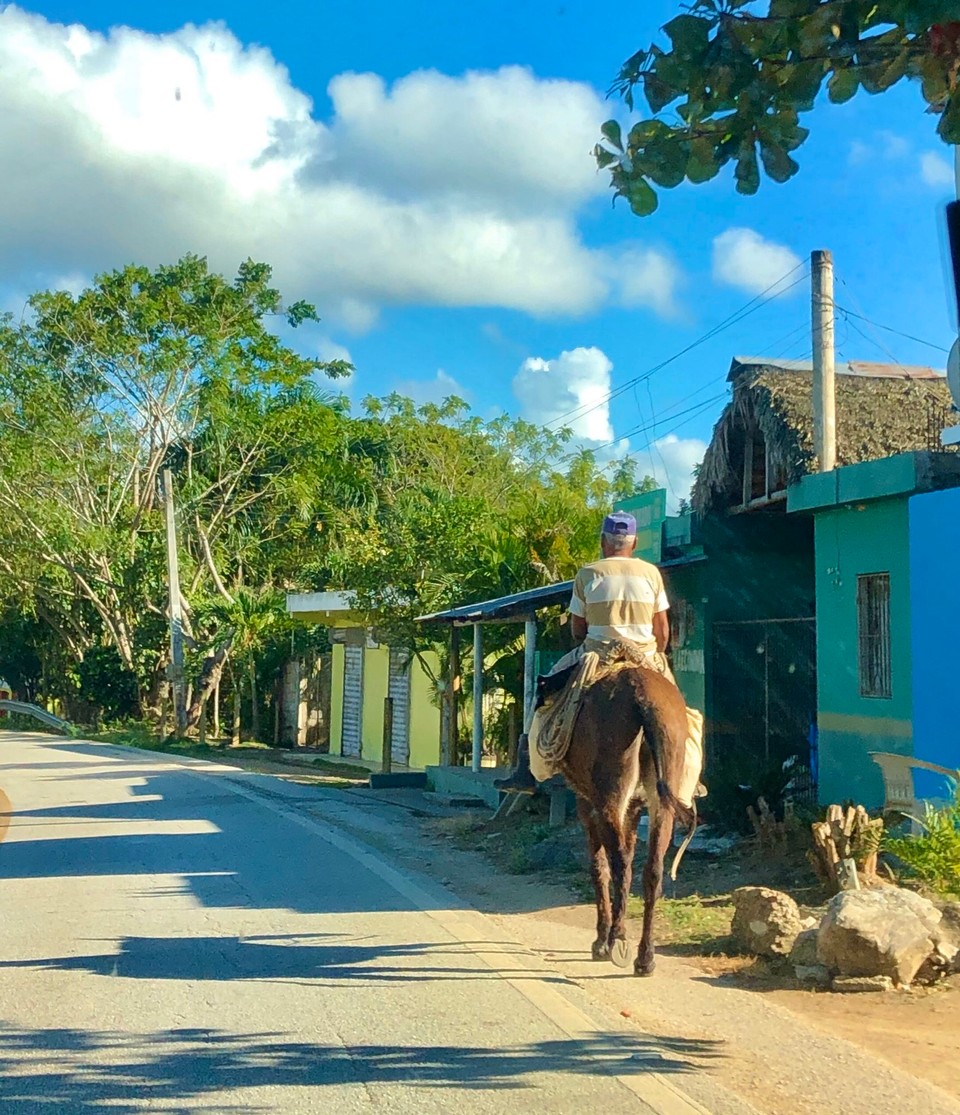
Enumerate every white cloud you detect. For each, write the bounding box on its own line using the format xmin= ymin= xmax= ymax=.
xmin=847 ymin=139 xmax=871 ymax=166
xmin=313 ymin=335 xmax=353 ymax=366
xmin=878 ymin=131 xmax=910 ymax=160
xmin=607 ymin=245 xmax=682 ymax=317
xmin=712 ymin=228 xmax=802 ymax=296
xmin=631 ymin=434 xmax=707 ymax=514
xmin=0 ymin=8 xmax=677 ymax=324
xmin=849 ymin=131 xmax=910 ymax=167
xmin=323 ymin=68 xmax=604 ymax=213
xmin=920 ymin=152 xmax=955 ymax=190
xmin=392 ymin=369 xmax=469 ymax=406
xmin=511 ymin=345 xmax=709 ymax=511
xmin=513 ymin=346 xmax=615 ymax=443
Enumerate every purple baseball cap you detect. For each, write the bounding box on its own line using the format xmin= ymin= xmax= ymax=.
xmin=602 ymin=511 xmax=637 ymax=536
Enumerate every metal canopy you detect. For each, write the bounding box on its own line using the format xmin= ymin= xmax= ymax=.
xmin=415 ymin=581 xmax=573 ymax=627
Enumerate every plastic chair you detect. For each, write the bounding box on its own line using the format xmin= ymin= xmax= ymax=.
xmin=868 ymin=751 xmax=957 ymax=828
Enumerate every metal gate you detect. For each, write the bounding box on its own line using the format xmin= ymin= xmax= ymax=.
xmin=341 ymin=644 xmax=364 ymax=758
xmin=710 ymin=617 xmax=817 ymax=790
xmin=388 ymin=647 xmax=411 ymax=766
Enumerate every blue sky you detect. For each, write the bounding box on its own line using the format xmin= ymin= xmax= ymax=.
xmin=1 ymin=1 xmax=956 ymax=506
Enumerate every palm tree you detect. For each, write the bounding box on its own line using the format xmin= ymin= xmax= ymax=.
xmin=200 ymin=587 xmax=285 ymax=744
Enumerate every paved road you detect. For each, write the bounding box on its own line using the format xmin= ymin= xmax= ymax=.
xmin=0 ymin=733 xmax=726 ymax=1115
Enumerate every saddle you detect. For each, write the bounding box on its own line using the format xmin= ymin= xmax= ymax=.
xmin=530 ymin=641 xmax=659 ymax=771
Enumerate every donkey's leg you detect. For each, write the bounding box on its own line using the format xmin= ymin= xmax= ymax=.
xmin=603 ymin=800 xmax=641 ymax=966
xmin=576 ymin=796 xmax=612 ymax=960
xmin=635 ymin=802 xmax=676 ymax=977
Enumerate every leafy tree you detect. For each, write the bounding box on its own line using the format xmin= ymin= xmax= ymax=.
xmin=197 ymin=587 xmax=287 ymax=744
xmin=75 ymin=645 xmax=139 ymax=724
xmin=320 ymin=394 xmax=658 ymax=754
xmin=595 ymin=3 xmax=960 ymax=215
xmin=0 ymin=256 xmax=349 ymax=709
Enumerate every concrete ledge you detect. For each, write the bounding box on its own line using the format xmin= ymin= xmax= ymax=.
xmin=425 ymin=765 xmax=507 ymax=809
xmin=368 ymin=771 xmax=428 ymax=790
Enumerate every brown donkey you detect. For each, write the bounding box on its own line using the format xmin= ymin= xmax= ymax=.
xmin=549 ymin=663 xmax=693 ymax=977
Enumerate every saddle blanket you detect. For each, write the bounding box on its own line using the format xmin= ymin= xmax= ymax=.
xmin=528 ymin=640 xmax=704 ymax=808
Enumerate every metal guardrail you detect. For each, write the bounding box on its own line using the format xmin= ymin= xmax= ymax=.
xmin=0 ymin=701 xmax=73 ymax=735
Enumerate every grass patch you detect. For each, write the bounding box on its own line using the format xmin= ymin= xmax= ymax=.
xmin=626 ymin=893 xmax=734 ymax=953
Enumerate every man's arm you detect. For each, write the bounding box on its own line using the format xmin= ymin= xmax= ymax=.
xmin=569 ymin=571 xmax=587 ymax=645
xmin=653 ymin=609 xmax=669 ymax=653
xmin=571 ymin=614 xmax=587 ymax=644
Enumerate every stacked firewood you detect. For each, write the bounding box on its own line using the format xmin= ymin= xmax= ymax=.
xmin=746 ymin=796 xmax=790 ymax=847
xmin=809 ymin=804 xmax=884 ymax=893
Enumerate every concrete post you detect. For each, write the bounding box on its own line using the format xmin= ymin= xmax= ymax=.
xmin=811 ymin=249 xmax=836 ymax=473
xmin=522 ymin=617 xmax=537 ymax=732
xmin=161 ymin=469 xmax=187 ymax=734
xmin=472 ymin=623 xmax=483 ymax=773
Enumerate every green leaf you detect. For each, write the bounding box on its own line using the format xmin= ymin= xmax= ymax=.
xmin=600 ymin=119 xmax=624 ymax=151
xmin=643 ymin=74 xmax=678 ymax=114
xmin=758 ymin=138 xmax=799 ymax=183
xmin=918 ymin=52 xmax=950 ymax=107
xmin=686 ymin=137 xmax=722 ymax=184
xmin=663 ymin=14 xmax=713 ymax=61
xmin=594 ymin=146 xmax=620 ymax=170
xmin=640 ymin=138 xmax=689 ymax=188
xmin=937 ymin=91 xmax=960 ymax=146
xmin=734 ymin=144 xmax=760 ymax=195
xmin=827 ymin=65 xmax=859 ymax=104
xmin=625 ymin=176 xmax=659 ymax=217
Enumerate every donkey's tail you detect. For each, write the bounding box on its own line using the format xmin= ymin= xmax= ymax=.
xmin=652 ymin=776 xmax=697 ymax=882
xmin=669 ymin=800 xmax=698 ymax=881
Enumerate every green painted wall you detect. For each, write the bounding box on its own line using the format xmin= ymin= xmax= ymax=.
xmin=329 ymin=644 xmax=345 ymax=757
xmin=663 ymin=563 xmax=706 ymax=713
xmin=361 ymin=645 xmax=390 ymax=760
xmin=814 ymin=497 xmax=913 ymax=807
xmin=615 ymin=489 xmax=666 ymax=562
xmin=409 ymin=650 xmax=441 ymax=770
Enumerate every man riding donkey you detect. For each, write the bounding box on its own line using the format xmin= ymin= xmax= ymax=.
xmin=495 ymin=509 xmax=705 ymax=809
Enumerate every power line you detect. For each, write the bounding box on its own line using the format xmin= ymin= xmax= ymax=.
xmin=544 ymin=262 xmax=809 ymax=433
xmin=589 ymin=391 xmax=728 ymax=455
xmin=834 ymin=304 xmax=950 ymax=356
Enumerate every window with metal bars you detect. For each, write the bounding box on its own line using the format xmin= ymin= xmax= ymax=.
xmin=857 ymin=573 xmax=892 ymax=699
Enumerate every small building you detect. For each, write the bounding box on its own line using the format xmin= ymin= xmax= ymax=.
xmin=286 ymin=592 xmax=441 ymax=770
xmin=679 ymin=356 xmax=956 ymax=805
xmin=789 ymin=452 xmax=960 ymax=805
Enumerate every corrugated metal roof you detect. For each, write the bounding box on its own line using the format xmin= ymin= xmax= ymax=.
xmin=416 ymin=581 xmax=573 ymax=625
xmin=730 ymin=356 xmax=944 ymax=382
xmin=416 ymin=550 xmax=708 ymax=626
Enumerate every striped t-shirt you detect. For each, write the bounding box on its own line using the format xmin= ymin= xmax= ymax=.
xmin=569 ymin=556 xmax=670 ymax=653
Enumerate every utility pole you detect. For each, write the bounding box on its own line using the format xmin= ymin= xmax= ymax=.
xmin=811 ymin=249 xmax=837 ymax=472
xmin=161 ymin=468 xmax=188 ymax=735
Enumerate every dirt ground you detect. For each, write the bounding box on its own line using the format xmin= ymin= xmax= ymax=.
xmin=429 ymin=803 xmax=960 ymax=1103
xmin=103 ymin=741 xmax=960 ymax=1104
xmin=768 ymin=976 xmax=960 ymax=1100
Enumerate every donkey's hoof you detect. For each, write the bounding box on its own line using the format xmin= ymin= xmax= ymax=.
xmin=609 ymin=937 xmax=632 ymax=969
xmin=591 ymin=940 xmax=611 ymax=961
xmin=634 ymin=957 xmax=656 ymax=978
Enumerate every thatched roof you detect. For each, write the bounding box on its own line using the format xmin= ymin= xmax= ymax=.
xmin=692 ymin=357 xmax=952 ymax=515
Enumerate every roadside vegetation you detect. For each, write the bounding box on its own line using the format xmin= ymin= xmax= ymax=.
xmin=0 ymin=257 xmax=651 ymax=755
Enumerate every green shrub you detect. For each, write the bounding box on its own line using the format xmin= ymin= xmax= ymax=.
xmin=884 ymin=782 xmax=960 ymax=897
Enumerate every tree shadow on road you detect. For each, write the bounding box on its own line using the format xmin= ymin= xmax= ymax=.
xmin=0 ymin=933 xmax=574 ymax=986
xmin=0 ymin=1023 xmax=725 ymax=1113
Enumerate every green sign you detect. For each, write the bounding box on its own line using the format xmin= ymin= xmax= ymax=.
xmin=615 ymin=489 xmax=666 ymax=563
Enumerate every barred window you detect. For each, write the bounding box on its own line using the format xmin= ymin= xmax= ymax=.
xmin=857 ymin=573 xmax=891 ymax=699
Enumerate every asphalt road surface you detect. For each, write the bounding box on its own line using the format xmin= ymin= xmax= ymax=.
xmin=0 ymin=733 xmax=730 ymax=1115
